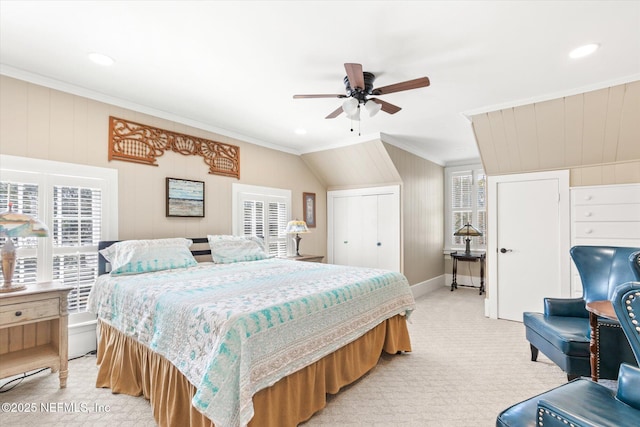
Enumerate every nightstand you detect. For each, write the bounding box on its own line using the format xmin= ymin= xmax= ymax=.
xmin=0 ymin=282 xmax=73 ymax=388
xmin=280 ymin=254 xmax=324 ymax=263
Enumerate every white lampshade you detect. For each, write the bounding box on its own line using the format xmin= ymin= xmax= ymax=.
xmin=342 ymin=97 xmax=359 ymax=116
xmin=364 ymin=100 xmax=382 ymax=117
xmin=345 ymin=106 xmax=360 ymax=121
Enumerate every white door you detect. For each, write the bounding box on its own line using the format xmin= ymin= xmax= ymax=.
xmin=332 ymin=196 xmax=364 ymax=266
xmin=487 ymin=171 xmax=570 ymax=321
xmin=328 ymin=186 xmax=401 ymax=271
xmin=375 ymin=193 xmax=400 ymax=271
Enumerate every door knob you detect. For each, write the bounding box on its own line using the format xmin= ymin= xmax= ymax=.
xmin=500 ymin=248 xmax=512 ymax=253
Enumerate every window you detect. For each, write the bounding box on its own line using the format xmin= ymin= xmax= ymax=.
xmin=0 ymin=155 xmax=117 ymax=320
xmin=233 ymin=184 xmax=291 ymax=257
xmin=445 ymin=164 xmax=486 ymax=250
xmin=52 ymin=185 xmax=102 ymax=313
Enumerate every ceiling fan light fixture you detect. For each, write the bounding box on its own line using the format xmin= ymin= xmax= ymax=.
xmin=365 ymin=100 xmax=382 ymax=117
xmin=342 ymin=97 xmax=359 ymax=115
xmin=345 ymin=106 xmax=360 ymax=121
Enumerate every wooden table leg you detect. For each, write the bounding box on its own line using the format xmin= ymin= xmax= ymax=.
xmin=589 ymin=311 xmax=599 ymax=382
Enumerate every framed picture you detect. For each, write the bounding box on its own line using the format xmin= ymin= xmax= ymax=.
xmin=166 ymin=177 xmax=205 ymax=217
xmin=303 ymin=192 xmax=316 ymax=228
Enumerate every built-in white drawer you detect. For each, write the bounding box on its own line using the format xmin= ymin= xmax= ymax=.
xmin=0 ymin=297 xmax=59 ymax=327
xmin=573 ymin=204 xmax=640 ymax=222
xmin=573 ymin=221 xmax=640 ymax=240
xmin=572 ymin=185 xmax=640 ymax=206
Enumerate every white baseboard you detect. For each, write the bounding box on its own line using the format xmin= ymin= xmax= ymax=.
xmin=68 ymin=320 xmax=97 ymax=358
xmin=411 ymin=275 xmax=446 ymax=299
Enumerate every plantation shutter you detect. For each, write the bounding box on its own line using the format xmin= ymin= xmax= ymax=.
xmin=0 ymin=181 xmax=40 ymax=283
xmin=451 ymin=171 xmax=473 ymax=246
xmin=267 ymin=201 xmax=288 ymax=257
xmin=52 ymin=185 xmax=102 ymax=313
xmin=475 ymin=171 xmax=487 ymax=246
xmin=243 ymin=200 xmax=264 ymax=238
xmin=449 ymin=169 xmax=486 ymax=248
xmin=237 ymin=186 xmax=290 ymax=257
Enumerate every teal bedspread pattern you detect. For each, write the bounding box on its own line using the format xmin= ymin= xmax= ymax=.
xmin=88 ymin=258 xmax=415 ymax=427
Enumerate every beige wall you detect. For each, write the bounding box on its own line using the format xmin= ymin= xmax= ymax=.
xmin=384 ymin=143 xmax=444 ymax=285
xmin=0 ymin=75 xmax=327 ymax=257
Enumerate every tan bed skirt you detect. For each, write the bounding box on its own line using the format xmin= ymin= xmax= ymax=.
xmin=96 ymin=315 xmax=411 ymax=427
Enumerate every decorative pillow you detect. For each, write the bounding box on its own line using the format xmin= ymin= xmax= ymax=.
xmin=100 ymin=238 xmax=197 ymax=275
xmin=207 ymin=235 xmax=269 ymax=264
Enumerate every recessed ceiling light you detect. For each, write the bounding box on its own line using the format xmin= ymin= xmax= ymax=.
xmin=294 ymin=128 xmax=307 ymax=135
xmin=88 ymin=52 xmax=115 ymax=66
xmin=569 ymin=43 xmax=599 ymax=59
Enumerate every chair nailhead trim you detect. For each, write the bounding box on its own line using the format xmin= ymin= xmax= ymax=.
xmin=625 ymin=293 xmax=640 ymax=334
xmin=538 ymin=407 xmax=576 ymax=426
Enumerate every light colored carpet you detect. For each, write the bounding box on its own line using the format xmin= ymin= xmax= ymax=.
xmin=1 ymin=287 xmax=575 ymax=426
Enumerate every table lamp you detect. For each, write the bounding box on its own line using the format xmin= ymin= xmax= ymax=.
xmin=453 ymin=223 xmax=483 ymax=255
xmin=285 ymin=219 xmax=309 ymax=256
xmin=0 ymin=202 xmax=49 ymax=293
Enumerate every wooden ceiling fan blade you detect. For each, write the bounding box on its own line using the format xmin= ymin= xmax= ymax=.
xmin=293 ymin=94 xmax=346 ymax=99
xmin=371 ymin=98 xmax=402 ymax=114
xmin=344 ymin=63 xmax=365 ymax=90
xmin=325 ymin=106 xmax=344 ymax=119
xmin=372 ymin=77 xmax=430 ymax=95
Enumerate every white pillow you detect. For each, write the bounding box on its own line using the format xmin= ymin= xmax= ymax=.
xmin=207 ymin=235 xmax=268 ymax=264
xmin=100 ymin=238 xmax=197 ymax=275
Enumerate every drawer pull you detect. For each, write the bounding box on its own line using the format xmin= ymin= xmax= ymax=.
xmin=15 ymin=311 xmax=22 ymax=317
xmin=584 ymin=195 xmax=592 ymax=201
xmin=584 ymin=212 xmax=592 ymax=217
xmin=585 ymin=228 xmax=593 ymax=234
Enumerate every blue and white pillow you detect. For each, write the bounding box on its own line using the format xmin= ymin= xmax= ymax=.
xmin=207 ymin=235 xmax=268 ymax=264
xmin=100 ymin=238 xmax=197 ymax=275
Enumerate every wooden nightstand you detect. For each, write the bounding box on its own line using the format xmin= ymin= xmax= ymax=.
xmin=280 ymin=254 xmax=324 ymax=263
xmin=0 ymin=282 xmax=73 ymax=388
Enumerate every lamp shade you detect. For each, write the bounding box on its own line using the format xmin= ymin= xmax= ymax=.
xmin=285 ymin=220 xmax=309 ymax=234
xmin=342 ymin=97 xmax=359 ymax=116
xmin=453 ymin=223 xmax=483 ymax=238
xmin=0 ymin=203 xmax=49 ymax=292
xmin=0 ymin=205 xmax=49 ymax=238
xmin=364 ymin=100 xmax=382 ymax=117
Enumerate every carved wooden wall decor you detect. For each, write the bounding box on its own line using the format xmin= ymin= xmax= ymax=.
xmin=108 ymin=116 xmax=240 ymax=178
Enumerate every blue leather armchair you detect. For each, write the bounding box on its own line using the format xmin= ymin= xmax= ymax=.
xmin=523 ymin=246 xmax=640 ymax=380
xmin=497 ymin=281 xmax=640 ymax=427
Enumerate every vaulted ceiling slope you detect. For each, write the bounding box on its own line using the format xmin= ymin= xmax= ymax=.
xmin=0 ymin=1 xmax=639 ymax=166
xmin=471 ymin=80 xmax=640 ymax=178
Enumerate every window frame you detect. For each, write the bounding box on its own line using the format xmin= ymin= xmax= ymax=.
xmin=0 ymin=155 xmax=118 ymax=324
xmin=232 ymin=183 xmax=292 ymax=256
xmin=444 ymin=163 xmax=486 ymax=252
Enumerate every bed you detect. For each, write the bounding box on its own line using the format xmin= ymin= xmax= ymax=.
xmin=88 ymin=237 xmax=415 ymax=427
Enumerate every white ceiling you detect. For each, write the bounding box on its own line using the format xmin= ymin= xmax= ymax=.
xmin=1 ymin=1 xmax=639 ymax=166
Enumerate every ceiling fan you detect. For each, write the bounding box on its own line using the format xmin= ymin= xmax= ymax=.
xmin=293 ymin=63 xmax=430 ymax=119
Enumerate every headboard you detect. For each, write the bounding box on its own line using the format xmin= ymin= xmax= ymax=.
xmin=98 ymin=237 xmax=211 ymax=276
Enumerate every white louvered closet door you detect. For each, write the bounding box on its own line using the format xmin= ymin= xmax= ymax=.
xmin=328 ymin=186 xmax=400 ymax=272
